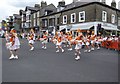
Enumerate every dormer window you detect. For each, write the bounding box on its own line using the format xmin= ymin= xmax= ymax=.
xmin=45 ymin=11 xmax=47 ymax=15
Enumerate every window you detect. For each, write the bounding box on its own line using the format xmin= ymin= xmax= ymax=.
xmin=25 ymin=23 xmax=29 ymax=28
xmin=34 ymin=19 xmax=36 ymax=26
xmin=34 ymin=13 xmax=36 ymax=19
xmin=37 ymin=11 xmax=39 ymax=18
xmin=71 ymin=13 xmax=76 ymax=23
xmin=63 ymin=15 xmax=67 ymax=24
xmin=45 ymin=20 xmax=47 ymax=27
xmin=111 ymin=14 xmax=115 ymax=23
xmin=37 ymin=18 xmax=39 ymax=26
xmin=102 ymin=11 xmax=107 ymax=22
xmin=26 ymin=15 xmax=29 ymax=21
xmin=79 ymin=11 xmax=85 ymax=22
xmin=49 ymin=19 xmax=52 ymax=26
xmin=57 ymin=18 xmax=59 ymax=24
xmin=45 ymin=11 xmax=47 ymax=15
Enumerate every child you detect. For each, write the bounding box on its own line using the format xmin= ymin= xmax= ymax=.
xmin=28 ymin=33 xmax=34 ymax=51
xmin=6 ymin=29 xmax=20 ymax=60
xmin=74 ymin=40 xmax=82 ymax=60
xmin=41 ymin=32 xmax=48 ymax=49
xmin=56 ymin=35 xmax=64 ymax=53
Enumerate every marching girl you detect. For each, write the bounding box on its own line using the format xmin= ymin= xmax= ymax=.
xmin=51 ymin=35 xmax=57 ymax=48
xmin=6 ymin=29 xmax=20 ymax=60
xmin=61 ymin=33 xmax=68 ymax=48
xmin=96 ymin=36 xmax=103 ymax=50
xmin=51 ymin=32 xmax=59 ymax=50
xmin=41 ymin=32 xmax=48 ymax=49
xmin=84 ymin=35 xmax=91 ymax=53
xmin=90 ymin=33 xmax=96 ymax=51
xmin=67 ymin=32 xmax=73 ymax=51
xmin=27 ymin=29 xmax=36 ymax=51
xmin=28 ymin=33 xmax=34 ymax=51
xmin=74 ymin=33 xmax=83 ymax=60
xmin=56 ymin=34 xmax=64 ymax=53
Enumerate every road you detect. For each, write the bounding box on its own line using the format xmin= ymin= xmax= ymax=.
xmin=2 ymin=38 xmax=118 ymax=82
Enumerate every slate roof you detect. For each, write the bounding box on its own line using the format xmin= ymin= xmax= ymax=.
xmin=25 ymin=6 xmax=40 ymax=11
xmin=40 ymin=4 xmax=57 ymax=16
xmin=63 ymin=2 xmax=89 ymax=11
xmin=13 ymin=14 xmax=21 ymax=19
xmin=21 ymin=10 xmax=26 ymax=14
xmin=40 ymin=1 xmax=120 ymax=18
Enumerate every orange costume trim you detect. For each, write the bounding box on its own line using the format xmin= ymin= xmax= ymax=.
xmin=68 ymin=35 xmax=72 ymax=41
xmin=43 ymin=35 xmax=47 ymax=40
xmin=29 ymin=34 xmax=34 ymax=40
xmin=90 ymin=35 xmax=96 ymax=40
xmin=57 ymin=37 xmax=62 ymax=43
xmin=10 ymin=36 xmax=15 ymax=46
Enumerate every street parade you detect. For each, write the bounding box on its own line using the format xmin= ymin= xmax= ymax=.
xmin=3 ymin=28 xmax=119 ymax=61
xmin=0 ymin=0 xmax=120 ymax=82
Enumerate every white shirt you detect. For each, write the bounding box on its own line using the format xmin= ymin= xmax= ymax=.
xmin=0 ymin=30 xmax=5 ymax=36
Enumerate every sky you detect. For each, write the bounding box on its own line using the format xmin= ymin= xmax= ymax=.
xmin=0 ymin=0 xmax=119 ymax=22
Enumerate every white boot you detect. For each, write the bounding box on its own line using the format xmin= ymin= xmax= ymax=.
xmin=75 ymin=56 xmax=80 ymax=60
xmin=44 ymin=46 xmax=47 ymax=49
xmin=97 ymin=47 xmax=100 ymax=50
xmin=56 ymin=50 xmax=59 ymax=53
xmin=62 ymin=49 xmax=64 ymax=53
xmin=56 ymin=46 xmax=58 ymax=48
xmin=68 ymin=48 xmax=72 ymax=51
xmin=91 ymin=48 xmax=95 ymax=51
xmin=42 ymin=46 xmax=44 ymax=49
xmin=9 ymin=54 xmax=15 ymax=60
xmin=30 ymin=47 xmax=34 ymax=51
xmin=88 ymin=50 xmax=91 ymax=53
xmin=14 ymin=55 xmax=19 ymax=59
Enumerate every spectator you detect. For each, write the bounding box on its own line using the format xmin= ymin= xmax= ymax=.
xmin=0 ymin=28 xmax=5 ymax=38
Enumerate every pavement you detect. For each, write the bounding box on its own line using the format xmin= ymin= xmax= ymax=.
xmin=2 ymin=38 xmax=118 ymax=82
xmin=0 ymin=39 xmax=2 ymax=83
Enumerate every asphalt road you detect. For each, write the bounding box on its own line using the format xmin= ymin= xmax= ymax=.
xmin=2 ymin=38 xmax=118 ymax=82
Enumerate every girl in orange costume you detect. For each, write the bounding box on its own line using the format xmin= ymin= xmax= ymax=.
xmin=6 ymin=29 xmax=20 ymax=60
xmin=90 ymin=34 xmax=96 ymax=51
xmin=74 ymin=33 xmax=83 ymax=60
xmin=41 ymin=32 xmax=48 ymax=49
xmin=67 ymin=33 xmax=73 ymax=51
xmin=96 ymin=36 xmax=103 ymax=50
xmin=84 ymin=35 xmax=91 ymax=53
xmin=56 ymin=33 xmax=64 ymax=53
xmin=28 ymin=29 xmax=35 ymax=51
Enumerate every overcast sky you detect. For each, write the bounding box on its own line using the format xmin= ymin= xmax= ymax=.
xmin=0 ymin=0 xmax=119 ymax=22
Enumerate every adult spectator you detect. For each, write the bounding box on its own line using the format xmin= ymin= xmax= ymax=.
xmin=0 ymin=28 xmax=5 ymax=38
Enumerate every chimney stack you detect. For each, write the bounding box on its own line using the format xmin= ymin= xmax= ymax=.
xmin=41 ymin=1 xmax=47 ymax=8
xmin=111 ymin=0 xmax=116 ymax=8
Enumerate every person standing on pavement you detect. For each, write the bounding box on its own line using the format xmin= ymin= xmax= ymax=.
xmin=0 ymin=28 xmax=5 ymax=38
